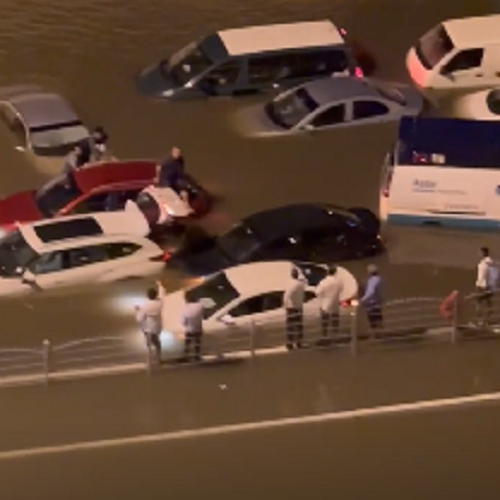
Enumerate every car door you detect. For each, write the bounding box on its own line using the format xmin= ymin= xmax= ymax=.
xmin=64 ymin=192 xmax=111 ymax=215
xmin=438 ymin=48 xmax=485 ymax=90
xmin=350 ymin=99 xmax=392 ymax=125
xmin=305 ymin=103 xmax=347 ymax=131
xmin=216 ymin=291 xmax=285 ymax=348
xmin=254 ymin=236 xmax=309 ymax=262
xmin=194 ymin=61 xmax=242 ymax=97
xmin=299 ymin=226 xmax=352 ymax=262
xmin=244 ymin=55 xmax=298 ymax=95
xmin=29 ymin=245 xmax=110 ymax=291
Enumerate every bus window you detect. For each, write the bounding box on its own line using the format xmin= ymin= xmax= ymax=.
xmin=381 ymin=151 xmax=394 ymax=197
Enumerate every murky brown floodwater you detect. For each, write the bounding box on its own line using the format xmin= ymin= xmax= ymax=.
xmin=0 ymin=0 xmax=496 ymax=348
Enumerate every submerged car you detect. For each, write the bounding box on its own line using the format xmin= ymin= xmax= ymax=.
xmin=0 ymin=207 xmax=166 ymax=297
xmin=0 ymin=86 xmax=89 ymax=156
xmin=450 ymin=88 xmax=500 ymax=121
xmin=136 ymin=20 xmax=365 ymax=101
xmin=235 ymin=77 xmax=423 ymax=137
xmin=0 ymin=160 xmax=211 ymax=235
xmin=168 ymin=203 xmax=383 ymax=276
xmin=158 ymin=261 xmax=358 ymax=355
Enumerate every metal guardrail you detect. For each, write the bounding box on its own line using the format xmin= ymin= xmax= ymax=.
xmin=0 ymin=293 xmax=498 ymax=387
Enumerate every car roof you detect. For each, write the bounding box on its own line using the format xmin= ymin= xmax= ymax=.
xmin=217 ymin=20 xmax=343 ymax=57
xmin=8 ymin=92 xmax=80 ymax=130
xmin=72 ymin=160 xmax=157 ymax=193
xmin=19 ymin=208 xmax=150 ymax=252
xmin=397 ymin=116 xmax=500 ymax=168
xmin=224 ymin=261 xmax=322 ymax=295
xmin=298 ymin=77 xmax=383 ymax=106
xmin=443 ymin=14 xmax=500 ymax=47
xmin=241 ymin=203 xmax=354 ymax=242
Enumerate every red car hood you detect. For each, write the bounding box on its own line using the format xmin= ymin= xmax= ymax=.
xmin=0 ymin=190 xmax=42 ymax=229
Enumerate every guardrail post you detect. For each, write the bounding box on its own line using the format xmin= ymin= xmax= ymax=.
xmin=350 ymin=305 xmax=358 ymax=356
xmin=249 ymin=321 xmax=256 ymax=362
xmin=146 ymin=343 xmax=154 ymax=374
xmin=451 ymin=292 xmax=459 ymax=344
xmin=42 ymin=339 xmax=51 ymax=385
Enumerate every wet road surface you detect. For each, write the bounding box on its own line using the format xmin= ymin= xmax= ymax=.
xmin=0 ymin=0 xmax=499 ymax=497
xmin=0 ymin=0 xmax=496 ymax=349
xmin=1 ymin=340 xmax=500 ymax=498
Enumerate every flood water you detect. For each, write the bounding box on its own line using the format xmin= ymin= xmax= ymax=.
xmin=0 ymin=0 xmax=497 ymax=348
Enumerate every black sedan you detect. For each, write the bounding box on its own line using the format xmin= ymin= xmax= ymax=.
xmin=167 ymin=203 xmax=384 ymax=276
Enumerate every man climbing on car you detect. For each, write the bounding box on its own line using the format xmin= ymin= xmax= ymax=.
xmin=155 ymin=146 xmax=189 ymax=203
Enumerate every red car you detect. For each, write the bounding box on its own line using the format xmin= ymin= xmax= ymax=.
xmin=0 ymin=160 xmax=212 ymax=233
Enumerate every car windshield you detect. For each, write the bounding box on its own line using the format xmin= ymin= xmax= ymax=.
xmin=265 ymin=88 xmax=319 ymax=129
xmin=162 ymin=42 xmax=213 ymax=86
xmin=35 ymin=174 xmax=83 ymax=217
xmin=0 ymin=230 xmax=38 ymax=278
xmin=184 ymin=272 xmax=239 ymax=318
xmin=415 ymin=24 xmax=455 ymax=70
xmin=216 ymin=222 xmax=262 ymax=262
xmin=30 ymin=121 xmax=89 ymax=156
xmin=372 ymin=81 xmax=406 ymax=106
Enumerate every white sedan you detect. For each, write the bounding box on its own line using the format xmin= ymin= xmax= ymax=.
xmin=158 ymin=261 xmax=358 ymax=356
xmin=450 ymin=88 xmax=500 ymax=120
xmin=0 ymin=204 xmax=166 ymax=297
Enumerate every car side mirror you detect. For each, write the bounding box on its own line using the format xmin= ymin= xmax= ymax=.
xmin=219 ymin=314 xmax=235 ymax=326
xmin=440 ymin=67 xmax=454 ymax=79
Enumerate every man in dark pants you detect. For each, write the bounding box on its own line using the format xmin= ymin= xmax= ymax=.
xmin=181 ymin=298 xmax=204 ymax=362
xmin=360 ymin=264 xmax=383 ymax=333
xmin=283 ymin=267 xmax=306 ymax=350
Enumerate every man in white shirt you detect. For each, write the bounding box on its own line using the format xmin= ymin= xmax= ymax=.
xmin=181 ymin=299 xmax=205 ymax=362
xmin=476 ymin=246 xmax=494 ymax=324
xmin=283 ymin=267 xmax=306 ymax=350
xmin=315 ymin=265 xmax=344 ymax=345
xmin=135 ymin=281 xmax=165 ymax=364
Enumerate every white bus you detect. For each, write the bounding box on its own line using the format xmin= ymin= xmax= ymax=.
xmin=380 ymin=116 xmax=500 ymax=230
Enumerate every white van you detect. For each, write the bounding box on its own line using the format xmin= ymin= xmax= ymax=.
xmin=137 ymin=20 xmax=364 ymax=100
xmin=380 ymin=116 xmax=500 ymax=230
xmin=406 ymin=14 xmax=500 ymax=97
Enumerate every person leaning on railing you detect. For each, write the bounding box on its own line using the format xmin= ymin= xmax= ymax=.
xmin=359 ymin=264 xmax=383 ymax=334
xmin=134 ymin=281 xmax=165 ymax=365
xmin=283 ymin=267 xmax=306 ymax=350
xmin=315 ymin=265 xmax=343 ymax=346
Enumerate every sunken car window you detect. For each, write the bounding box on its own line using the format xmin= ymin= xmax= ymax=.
xmin=217 ymin=223 xmax=262 ymax=262
xmin=163 ymin=42 xmax=214 ymax=86
xmin=487 ymin=90 xmax=500 ymax=115
xmin=294 ymin=262 xmax=327 ymax=286
xmin=415 ymin=24 xmax=454 ymax=70
xmin=33 ymin=217 xmax=102 ymax=244
xmin=266 ymin=88 xmax=319 ymax=129
xmin=35 ymin=175 xmax=83 ymax=217
xmin=30 ymin=121 xmax=88 ymax=157
xmin=136 ymin=192 xmax=161 ymax=225
xmin=0 ymin=230 xmax=38 ymax=277
xmin=184 ymin=272 xmax=239 ymax=319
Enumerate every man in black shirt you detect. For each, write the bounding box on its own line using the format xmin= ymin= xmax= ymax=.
xmin=156 ymin=147 xmax=185 ymax=189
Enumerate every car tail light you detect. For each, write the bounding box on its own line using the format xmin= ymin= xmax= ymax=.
xmin=355 ymin=66 xmax=364 ymax=78
xmin=150 ymin=251 xmax=171 ymax=262
xmin=341 ymin=299 xmax=359 ymax=307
